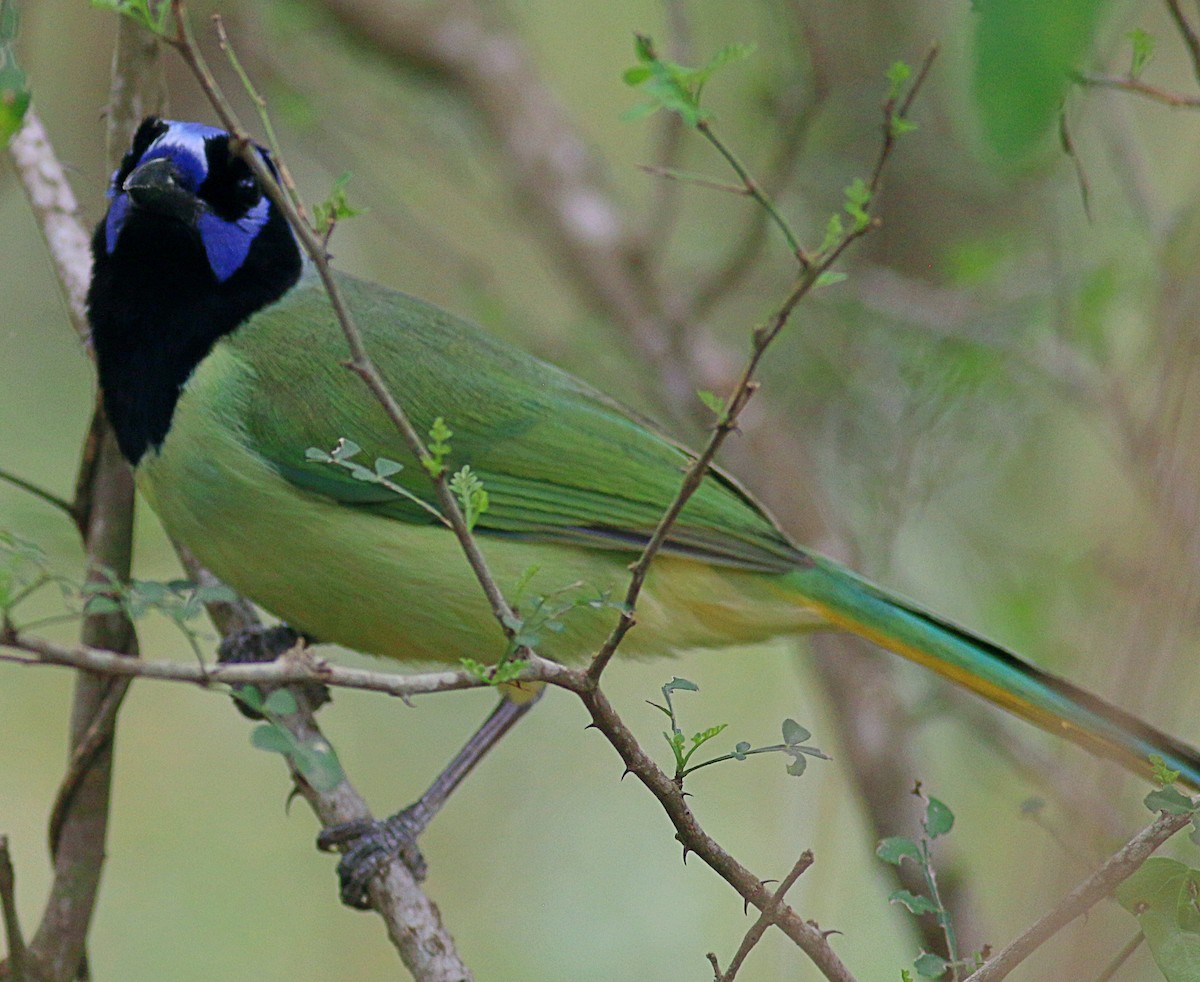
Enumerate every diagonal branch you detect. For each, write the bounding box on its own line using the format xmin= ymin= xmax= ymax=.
xmin=963 ymin=810 xmax=1192 ymax=981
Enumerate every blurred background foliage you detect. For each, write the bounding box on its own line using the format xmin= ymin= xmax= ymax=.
xmin=5 ymin=0 xmax=1200 ymax=978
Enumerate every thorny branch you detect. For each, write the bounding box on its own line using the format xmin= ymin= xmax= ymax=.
xmin=708 ymin=851 xmax=816 ymax=981
xmin=963 ymin=809 xmax=1193 ymax=981
xmin=167 ymin=0 xmax=520 ymax=642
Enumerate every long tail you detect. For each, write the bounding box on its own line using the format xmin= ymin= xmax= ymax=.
xmin=785 ymin=554 xmax=1200 ymax=790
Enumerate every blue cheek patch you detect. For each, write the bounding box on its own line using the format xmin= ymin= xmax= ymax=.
xmin=197 ymin=198 xmax=270 ymax=283
xmin=104 ymin=194 xmax=130 ymax=255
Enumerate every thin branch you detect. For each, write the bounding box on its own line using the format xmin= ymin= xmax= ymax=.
xmin=2 ymin=630 xmax=490 ymax=700
xmin=167 ymin=0 xmax=519 ymax=642
xmin=636 ymin=163 xmax=751 ymax=196
xmin=963 ymin=810 xmax=1192 ymax=982
xmin=711 ymin=851 xmax=816 ymax=981
xmin=1076 ymin=72 xmax=1200 ymax=108
xmin=1093 ymin=932 xmax=1144 ymax=982
xmin=167 ymin=560 xmax=474 ymax=979
xmin=0 ymin=468 xmax=76 ymax=523
xmin=696 ymin=120 xmax=801 ymax=256
xmin=0 ymin=836 xmax=25 ymax=981
xmin=868 ymin=43 xmax=938 ymax=199
xmin=534 ymin=659 xmax=856 ymax=982
xmin=6 ymin=111 xmax=92 ymax=342
xmin=1164 ymin=0 xmax=1200 ymax=88
xmin=8 ymin=29 xmax=153 ymax=980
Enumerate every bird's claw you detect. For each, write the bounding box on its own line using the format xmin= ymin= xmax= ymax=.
xmin=317 ymin=808 xmax=428 ymax=909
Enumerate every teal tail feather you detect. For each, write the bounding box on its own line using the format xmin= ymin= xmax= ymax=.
xmin=785 ymin=555 xmax=1200 ymax=790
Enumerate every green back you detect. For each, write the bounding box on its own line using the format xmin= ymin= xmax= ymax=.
xmin=224 ymin=269 xmax=801 ymax=573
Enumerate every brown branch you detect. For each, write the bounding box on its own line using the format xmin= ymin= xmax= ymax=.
xmin=710 ymin=851 xmax=816 ymax=981
xmin=6 ymin=111 xmax=92 ymax=343
xmin=311 ymin=0 xmax=699 ymax=407
xmin=2 ymin=631 xmax=489 ymax=700
xmin=535 ymin=660 xmax=856 ymax=982
xmin=1076 ymin=72 xmax=1200 ymax=108
xmin=963 ymin=810 xmax=1192 ymax=982
xmin=172 ymin=551 xmax=477 ymax=982
xmin=1164 ymin=0 xmax=1200 ymax=89
xmin=0 ymin=837 xmax=24 ymax=981
xmin=5 ymin=24 xmax=158 ymax=979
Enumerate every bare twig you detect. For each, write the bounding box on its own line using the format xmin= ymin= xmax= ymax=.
xmin=0 ymin=836 xmax=25 ymax=981
xmin=533 ymin=660 xmax=856 ymax=982
xmin=1164 ymin=0 xmax=1200 ymax=88
xmin=1076 ymin=72 xmax=1200 ymax=108
xmin=1093 ymin=931 xmax=1144 ymax=982
xmin=963 ymin=810 xmax=1192 ymax=982
xmin=0 ymin=468 xmax=76 ymax=523
xmin=2 ymin=630 xmax=489 ymax=700
xmin=6 ymin=111 xmax=92 ymax=342
xmin=710 ymin=851 xmax=816 ymax=981
xmin=6 ymin=26 xmax=155 ymax=979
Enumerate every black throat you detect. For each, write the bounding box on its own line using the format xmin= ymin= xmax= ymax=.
xmin=87 ymin=202 xmax=301 ymax=466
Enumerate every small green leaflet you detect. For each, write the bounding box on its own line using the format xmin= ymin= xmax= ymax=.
xmin=0 ymin=0 xmax=30 ymax=141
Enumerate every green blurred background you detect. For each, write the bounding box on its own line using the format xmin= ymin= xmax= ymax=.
xmin=5 ymin=0 xmax=1200 ymax=978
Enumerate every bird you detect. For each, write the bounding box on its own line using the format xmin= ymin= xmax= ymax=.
xmin=88 ymin=117 xmax=1200 ymax=904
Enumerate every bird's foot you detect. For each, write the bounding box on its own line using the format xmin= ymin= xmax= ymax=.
xmin=317 ymin=807 xmax=429 ymax=908
xmin=217 ymin=623 xmax=330 ymax=718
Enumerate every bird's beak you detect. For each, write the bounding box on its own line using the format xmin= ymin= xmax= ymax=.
xmin=122 ymin=157 xmax=197 ymax=221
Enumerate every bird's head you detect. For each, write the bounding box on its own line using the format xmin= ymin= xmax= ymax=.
xmin=99 ymin=116 xmax=299 ymax=285
xmin=88 ymin=118 xmax=303 ymax=465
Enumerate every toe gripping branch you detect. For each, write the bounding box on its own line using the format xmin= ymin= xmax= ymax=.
xmin=317 ymin=692 xmax=540 ymax=909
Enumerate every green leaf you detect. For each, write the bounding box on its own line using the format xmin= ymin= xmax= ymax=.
xmin=374 ymin=457 xmax=403 ymax=478
xmin=663 ymin=676 xmax=699 ymax=695
xmin=818 ymin=213 xmax=845 ymax=254
xmin=886 ymin=60 xmax=912 ymax=100
xmin=781 ymin=718 xmax=810 ymax=745
xmin=449 ymin=464 xmax=489 ymax=531
xmin=262 ymin=689 xmax=298 ymax=716
xmin=195 ymin=583 xmax=238 ymax=605
xmin=1127 ymin=28 xmax=1155 ymax=79
xmin=304 ymin=447 xmax=333 ymax=463
xmin=0 ymin=0 xmax=30 ymax=142
xmin=1152 ymin=754 xmax=1183 ymax=788
xmin=972 ymin=0 xmax=1108 ymax=164
xmin=1116 ymin=858 xmax=1200 ymax=982
xmin=913 ymin=952 xmax=950 ymax=978
xmin=289 ymin=736 xmax=344 ymax=792
xmin=620 ymin=34 xmax=751 ymax=128
xmin=313 ymin=171 xmax=365 ymax=235
xmin=889 ymin=889 xmax=940 ymax=915
xmin=785 ymin=755 xmax=808 ymax=777
xmin=83 ymin=595 xmax=122 ymax=615
xmin=732 ymin=741 xmax=751 ymax=760
xmin=330 ymin=438 xmax=360 ymax=461
xmin=877 ymin=836 xmax=922 ymax=867
xmin=250 ymin=723 xmax=294 ymax=755
xmin=696 ymin=389 xmax=725 ymax=416
xmin=843 ymin=178 xmax=871 ymax=231
xmin=924 ymin=797 xmax=955 ymax=838
xmin=814 ymin=271 xmax=847 ymax=290
xmin=1145 ymin=787 xmax=1196 ymax=816
xmin=692 ymin=723 xmax=727 ymax=746
xmin=90 ymin=0 xmax=170 ymax=34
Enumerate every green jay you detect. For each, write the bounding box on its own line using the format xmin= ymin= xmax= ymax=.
xmin=86 ymin=117 xmax=1200 ymax=907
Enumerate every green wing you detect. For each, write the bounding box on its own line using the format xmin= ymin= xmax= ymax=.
xmin=224 ymin=270 xmax=800 ymax=573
